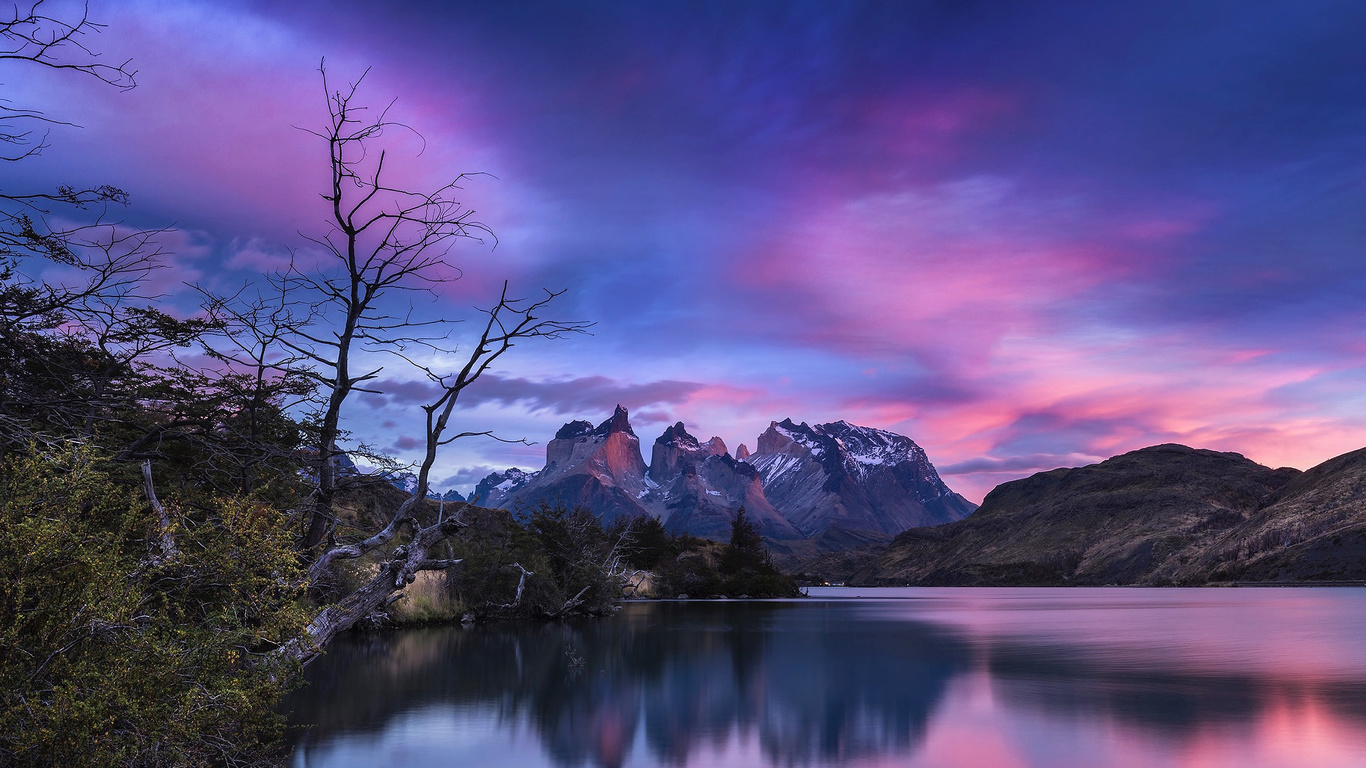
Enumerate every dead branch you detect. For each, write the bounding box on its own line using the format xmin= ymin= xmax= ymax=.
xmin=270 ymin=67 xmax=587 ymax=664
xmin=496 ymin=562 xmax=534 ymax=610
xmin=140 ymin=459 xmax=177 ymax=561
xmin=552 ymin=585 xmax=592 ymax=618
xmin=418 ymin=558 xmax=462 ymax=570
xmin=281 ymin=514 xmax=468 ymax=665
xmin=0 ymin=2 xmax=138 ymax=90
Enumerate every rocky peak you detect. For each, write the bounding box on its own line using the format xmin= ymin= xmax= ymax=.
xmin=650 ymin=421 xmax=712 ymax=482
xmin=471 ymin=466 xmax=538 ymax=506
xmin=594 ymin=404 xmax=635 ymax=437
xmin=657 ymin=421 xmax=701 ymax=450
xmin=747 ymin=417 xmax=974 ymax=537
xmin=543 ymin=405 xmax=643 ymax=483
xmin=555 ymin=420 xmax=594 ymax=440
xmin=472 ymin=410 xmax=974 ymax=545
xmin=817 ymin=420 xmax=931 ymax=472
xmin=757 ymin=419 xmax=817 ymax=457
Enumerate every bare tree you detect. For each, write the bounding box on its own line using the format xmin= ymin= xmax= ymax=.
xmin=1 ymin=0 xmax=135 ymax=163
xmin=234 ymin=67 xmax=591 ymax=662
xmin=181 ymin=282 xmax=319 ymax=496
xmin=264 ymin=64 xmax=508 ymax=552
xmin=0 ymin=2 xmax=182 ymax=452
xmin=1 ymin=0 xmax=142 ymax=270
xmin=287 ymin=284 xmax=588 ymax=661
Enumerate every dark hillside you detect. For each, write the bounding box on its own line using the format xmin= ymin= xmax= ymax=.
xmin=854 ymin=445 xmax=1300 ymax=586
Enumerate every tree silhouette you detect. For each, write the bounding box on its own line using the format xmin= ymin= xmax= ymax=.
xmin=238 ymin=66 xmax=593 ymax=662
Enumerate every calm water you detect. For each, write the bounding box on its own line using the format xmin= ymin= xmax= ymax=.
xmin=285 ymin=587 xmax=1366 ymax=767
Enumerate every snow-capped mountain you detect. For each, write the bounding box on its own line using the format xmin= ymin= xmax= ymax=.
xmin=746 ymin=419 xmax=976 ymax=537
xmin=648 ymin=422 xmax=801 ymax=540
xmin=387 ymin=472 xmax=467 ymax=502
xmin=471 ymin=406 xmax=976 ymax=548
xmin=470 ymin=467 xmax=538 ymax=508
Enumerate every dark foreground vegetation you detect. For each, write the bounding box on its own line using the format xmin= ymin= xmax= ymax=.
xmin=436 ymin=503 xmax=800 ymax=621
xmin=324 ymin=493 xmax=801 ymax=628
xmin=1 ymin=440 xmax=798 ymax=767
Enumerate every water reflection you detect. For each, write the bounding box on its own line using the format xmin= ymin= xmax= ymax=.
xmin=286 ymin=589 xmax=1366 ymax=767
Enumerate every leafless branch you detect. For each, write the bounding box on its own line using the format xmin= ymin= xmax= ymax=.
xmin=0 ymin=2 xmax=136 ymax=162
xmin=0 ymin=2 xmax=137 ymax=89
xmin=140 ymin=459 xmax=178 ymax=561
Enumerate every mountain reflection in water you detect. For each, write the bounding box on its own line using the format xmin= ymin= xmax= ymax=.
xmin=285 ymin=588 xmax=1366 ymax=767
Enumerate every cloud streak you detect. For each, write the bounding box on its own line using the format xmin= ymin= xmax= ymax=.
xmin=372 ymin=374 xmax=704 ymax=416
xmin=23 ymin=0 xmax=1366 ymax=503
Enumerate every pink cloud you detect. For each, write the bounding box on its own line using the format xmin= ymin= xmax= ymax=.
xmin=853 ymin=87 xmax=1021 ymax=164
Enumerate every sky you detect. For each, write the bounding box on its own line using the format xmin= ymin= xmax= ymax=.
xmin=13 ymin=0 xmax=1366 ymax=501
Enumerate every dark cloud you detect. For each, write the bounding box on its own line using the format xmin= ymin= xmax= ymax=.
xmin=375 ymin=379 xmax=444 ymax=405
xmin=840 ymin=371 xmax=986 ymax=409
xmin=373 ymin=374 xmax=704 ymax=417
xmin=438 ymin=466 xmax=506 ymax=488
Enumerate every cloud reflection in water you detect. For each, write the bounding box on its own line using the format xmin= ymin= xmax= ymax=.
xmin=287 ymin=589 xmax=1366 ymax=767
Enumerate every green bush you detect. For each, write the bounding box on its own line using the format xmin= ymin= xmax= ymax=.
xmin=0 ymin=447 xmax=308 ymax=767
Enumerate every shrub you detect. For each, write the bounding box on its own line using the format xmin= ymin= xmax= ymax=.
xmin=0 ymin=447 xmax=308 ymax=768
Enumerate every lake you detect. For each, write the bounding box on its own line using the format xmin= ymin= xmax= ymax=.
xmin=285 ymin=587 xmax=1366 ymax=767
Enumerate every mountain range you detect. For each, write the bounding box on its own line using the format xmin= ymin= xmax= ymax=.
xmin=854 ymin=443 xmax=1366 ymax=585
xmin=471 ymin=405 xmax=977 ymax=548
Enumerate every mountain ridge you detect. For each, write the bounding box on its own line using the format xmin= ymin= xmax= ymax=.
xmin=470 ymin=405 xmax=976 ymax=548
xmin=850 ymin=442 xmax=1366 ymax=586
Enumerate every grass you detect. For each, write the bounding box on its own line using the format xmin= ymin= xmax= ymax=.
xmin=388 ymin=571 xmax=467 ymax=625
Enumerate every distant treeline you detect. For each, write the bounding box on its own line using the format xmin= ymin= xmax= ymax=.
xmin=375 ymin=500 xmax=802 ymax=625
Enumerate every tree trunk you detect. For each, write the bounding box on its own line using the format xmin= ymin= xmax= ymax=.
xmin=281 ymin=515 xmax=465 ymax=665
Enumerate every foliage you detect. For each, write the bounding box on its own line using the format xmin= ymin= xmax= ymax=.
xmin=722 ymin=506 xmax=764 ymax=572
xmin=608 ymin=507 xmax=801 ymax=599
xmin=0 ymin=447 xmax=310 ymax=767
xmin=654 ymin=509 xmax=795 ymax=598
xmin=617 ymin=515 xmax=679 ymax=570
xmin=443 ymin=502 xmax=623 ymax=619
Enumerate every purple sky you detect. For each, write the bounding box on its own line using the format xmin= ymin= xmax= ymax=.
xmin=18 ymin=0 xmax=1366 ymax=501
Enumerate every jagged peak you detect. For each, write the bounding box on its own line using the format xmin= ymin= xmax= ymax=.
xmin=481 ymin=466 xmax=535 ymax=485
xmin=771 ymin=418 xmax=818 ymax=440
xmin=702 ymin=435 xmax=727 ymax=456
xmin=555 ymin=419 xmax=594 ymax=440
xmin=735 ymin=443 xmax=751 ymax=461
xmin=708 ymin=451 xmax=757 ymax=478
xmin=470 ymin=466 xmax=539 ymax=505
xmin=594 ymin=404 xmax=636 ymax=437
xmin=656 ymin=421 xmax=699 ymax=448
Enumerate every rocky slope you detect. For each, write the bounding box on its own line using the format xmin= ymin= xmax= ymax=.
xmin=1167 ymin=446 xmax=1366 ymax=583
xmin=853 ymin=444 xmax=1312 ymax=586
xmin=472 ymin=407 xmax=973 ymax=546
xmin=647 ymin=422 xmax=800 ymax=540
xmin=746 ymin=419 xmax=977 ymax=538
xmin=473 ymin=405 xmax=653 ymax=525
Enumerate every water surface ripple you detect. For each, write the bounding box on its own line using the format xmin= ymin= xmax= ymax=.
xmin=286 ymin=587 xmax=1366 ymax=767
